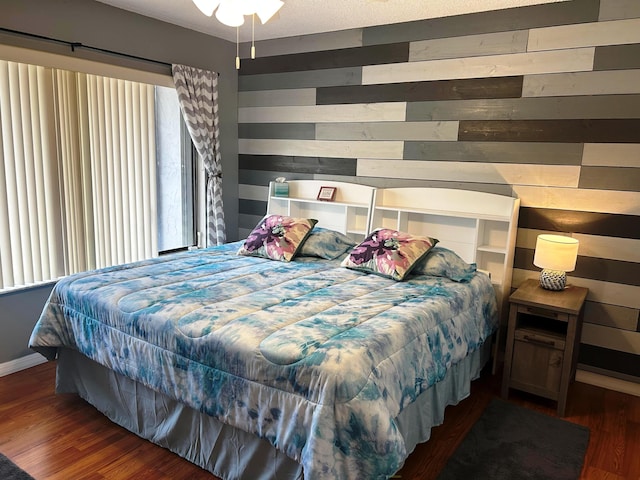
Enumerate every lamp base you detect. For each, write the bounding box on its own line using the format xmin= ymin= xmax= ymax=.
xmin=539 ymin=269 xmax=567 ymax=290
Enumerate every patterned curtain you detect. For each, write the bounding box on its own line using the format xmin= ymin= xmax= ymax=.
xmin=172 ymin=64 xmax=226 ymax=246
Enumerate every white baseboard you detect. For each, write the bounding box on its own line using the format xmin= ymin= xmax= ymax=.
xmin=576 ymin=369 xmax=640 ymax=398
xmin=0 ymin=353 xmax=47 ymax=377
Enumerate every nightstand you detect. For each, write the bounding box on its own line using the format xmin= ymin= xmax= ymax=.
xmin=501 ymin=278 xmax=588 ymax=416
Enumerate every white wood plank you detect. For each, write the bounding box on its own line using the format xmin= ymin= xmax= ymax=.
xmin=583 ymin=143 xmax=640 ymax=167
xmin=528 ymin=18 xmax=640 ymax=51
xmin=523 ymin=70 xmax=640 ymax=97
xmin=513 ymin=268 xmax=640 ymax=309
xmin=240 ymin=139 xmax=404 ymax=159
xmin=409 ymin=30 xmax=528 ymax=62
xmin=574 ymin=234 xmax=640 ymax=263
xmin=357 ymin=160 xmax=580 ymax=187
xmin=239 ymin=89 xmax=317 ymax=107
xmin=512 ymin=185 xmax=640 ymax=215
xmin=362 ymin=48 xmax=594 ymax=85
xmin=238 ymin=103 xmax=407 ymax=123
xmin=316 ymin=121 xmax=459 ymax=141
xmin=582 ymin=323 xmax=640 ymax=355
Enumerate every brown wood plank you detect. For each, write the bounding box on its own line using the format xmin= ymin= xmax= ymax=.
xmin=2 ymin=362 xmax=640 ymax=479
xmin=238 ymin=43 xmax=409 ymax=75
xmin=514 ymin=247 xmax=640 ymax=287
xmin=458 ymin=119 xmax=640 ymax=143
xmin=594 ymin=44 xmax=640 ymax=71
xmin=239 ymin=155 xmax=357 ymax=176
xmin=517 ymin=207 xmax=640 ymax=240
xmin=317 ymin=76 xmax=523 ymax=104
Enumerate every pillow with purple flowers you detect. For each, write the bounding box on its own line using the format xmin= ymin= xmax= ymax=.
xmin=238 ymin=215 xmax=317 ymax=262
xmin=341 ymin=228 xmax=438 ymax=281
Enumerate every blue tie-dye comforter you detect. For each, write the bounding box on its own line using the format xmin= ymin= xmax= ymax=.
xmin=29 ymin=242 xmax=498 ymax=480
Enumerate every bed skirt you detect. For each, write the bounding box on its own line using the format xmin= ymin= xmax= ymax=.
xmin=55 ymin=342 xmax=491 ymax=480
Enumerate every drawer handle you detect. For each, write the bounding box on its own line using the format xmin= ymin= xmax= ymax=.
xmin=523 ymin=335 xmax=557 ymax=347
xmin=525 ymin=306 xmax=558 ymax=318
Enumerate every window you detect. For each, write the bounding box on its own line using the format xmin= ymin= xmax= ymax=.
xmin=0 ymin=60 xmax=197 ymax=291
xmin=155 ymin=86 xmax=197 ymax=253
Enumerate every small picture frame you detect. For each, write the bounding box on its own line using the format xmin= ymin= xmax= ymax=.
xmin=317 ymin=186 xmax=337 ymax=202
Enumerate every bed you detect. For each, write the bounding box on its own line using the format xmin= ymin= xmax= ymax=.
xmin=29 ymin=180 xmax=520 ymax=480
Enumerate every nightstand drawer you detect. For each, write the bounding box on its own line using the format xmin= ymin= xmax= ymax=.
xmin=517 ymin=304 xmax=569 ymax=322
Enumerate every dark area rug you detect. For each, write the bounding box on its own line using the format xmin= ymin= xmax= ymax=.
xmin=0 ymin=453 xmax=36 ymax=480
xmin=437 ymin=398 xmax=590 ymax=480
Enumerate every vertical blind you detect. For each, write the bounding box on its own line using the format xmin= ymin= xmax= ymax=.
xmin=0 ymin=60 xmax=157 ymax=290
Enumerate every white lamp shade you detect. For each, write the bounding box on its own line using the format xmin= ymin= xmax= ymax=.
xmin=533 ymin=234 xmax=579 ymax=272
xmin=256 ymin=0 xmax=284 ymax=24
xmin=216 ymin=0 xmax=245 ymax=26
xmin=192 ymin=0 xmax=220 ymax=16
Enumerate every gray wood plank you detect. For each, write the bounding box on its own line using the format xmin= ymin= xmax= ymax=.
xmin=239 ymin=199 xmax=268 ymax=216
xmin=579 ymin=166 xmax=640 ymax=192
xmin=362 ymin=0 xmax=599 ymax=45
xmin=238 ymin=89 xmax=316 ymax=107
xmin=599 ymin=0 xmax=640 ymax=21
xmin=239 ymin=67 xmax=362 ymax=91
xmin=406 ymin=95 xmax=640 ymax=121
xmin=523 ymin=70 xmax=640 ymax=97
xmin=238 ymin=123 xmax=316 ymax=140
xmin=409 ymin=30 xmax=528 ymax=62
xmin=594 ymin=44 xmax=640 ymax=71
xmin=403 ymin=141 xmax=583 ymax=164
xmin=239 ymin=213 xmax=265 ymax=230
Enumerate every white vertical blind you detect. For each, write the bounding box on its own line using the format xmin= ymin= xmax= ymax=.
xmin=0 ymin=61 xmax=64 ymax=290
xmin=85 ymin=74 xmax=157 ymax=269
xmin=0 ymin=60 xmax=158 ymax=290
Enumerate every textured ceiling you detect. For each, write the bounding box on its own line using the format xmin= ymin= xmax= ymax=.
xmin=96 ymin=0 xmax=569 ymax=42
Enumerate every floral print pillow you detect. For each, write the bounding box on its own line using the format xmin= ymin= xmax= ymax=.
xmin=341 ymin=228 xmax=438 ymax=281
xmin=238 ymin=215 xmax=318 ymax=262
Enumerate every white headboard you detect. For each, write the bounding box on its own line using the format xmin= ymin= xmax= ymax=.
xmin=371 ymin=187 xmax=520 ymax=321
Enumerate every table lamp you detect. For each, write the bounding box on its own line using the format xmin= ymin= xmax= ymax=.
xmin=533 ymin=234 xmax=579 ymax=290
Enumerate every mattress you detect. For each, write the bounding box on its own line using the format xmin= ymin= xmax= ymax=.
xmin=30 ymin=241 xmax=499 ymax=480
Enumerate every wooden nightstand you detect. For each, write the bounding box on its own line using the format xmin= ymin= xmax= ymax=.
xmin=501 ymin=278 xmax=588 ymax=416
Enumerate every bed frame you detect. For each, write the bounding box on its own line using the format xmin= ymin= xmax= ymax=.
xmin=53 ymin=180 xmax=520 ymax=480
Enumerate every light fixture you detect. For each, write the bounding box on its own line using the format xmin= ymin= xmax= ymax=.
xmin=533 ymin=234 xmax=579 ymax=291
xmin=192 ymin=0 xmax=284 ymax=69
xmin=193 ymin=0 xmax=220 ymax=16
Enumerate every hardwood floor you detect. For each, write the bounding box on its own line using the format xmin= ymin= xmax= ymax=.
xmin=1 ymin=361 xmax=639 ymax=479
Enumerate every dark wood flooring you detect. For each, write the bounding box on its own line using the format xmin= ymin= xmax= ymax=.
xmin=1 ymin=361 xmax=639 ymax=479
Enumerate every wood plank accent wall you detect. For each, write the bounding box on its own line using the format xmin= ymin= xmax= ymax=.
xmin=237 ymin=0 xmax=640 ymax=384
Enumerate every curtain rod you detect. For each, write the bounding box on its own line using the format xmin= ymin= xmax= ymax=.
xmin=0 ymin=27 xmax=173 ymax=69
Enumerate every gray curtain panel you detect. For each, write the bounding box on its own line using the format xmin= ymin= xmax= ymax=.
xmin=172 ymin=64 xmax=226 ymax=246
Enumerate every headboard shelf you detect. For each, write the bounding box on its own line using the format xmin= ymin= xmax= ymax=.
xmin=373 ymin=205 xmax=511 ymax=223
xmin=267 ymin=180 xmax=376 ymax=241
